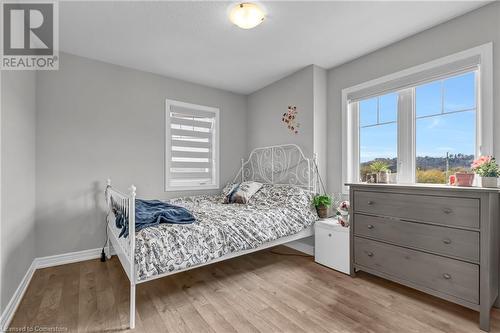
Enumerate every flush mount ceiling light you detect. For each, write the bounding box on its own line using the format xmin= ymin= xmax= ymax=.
xmin=229 ymin=3 xmax=265 ymax=29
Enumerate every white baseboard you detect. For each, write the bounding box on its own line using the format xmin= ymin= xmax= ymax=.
xmin=0 ymin=247 xmax=106 ymax=330
xmin=0 ymin=260 xmax=36 ymax=331
xmin=284 ymin=240 xmax=314 ymax=256
xmin=35 ymin=247 xmax=103 ymax=269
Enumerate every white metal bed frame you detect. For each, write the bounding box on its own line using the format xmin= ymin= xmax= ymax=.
xmin=104 ymin=144 xmax=318 ymax=329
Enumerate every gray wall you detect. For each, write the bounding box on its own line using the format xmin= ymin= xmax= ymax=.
xmin=247 ymin=64 xmax=328 ymax=184
xmin=327 ymin=1 xmax=500 ymax=193
xmin=246 ymin=64 xmax=328 ymax=187
xmin=247 ymin=65 xmax=315 ymax=157
xmin=313 ymin=66 xmax=327 ymax=191
xmin=35 ymin=52 xmax=247 ymax=257
xmin=1 ymin=71 xmax=36 ymax=313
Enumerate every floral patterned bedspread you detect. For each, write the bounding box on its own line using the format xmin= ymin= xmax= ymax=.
xmin=135 ymin=184 xmax=318 ymax=281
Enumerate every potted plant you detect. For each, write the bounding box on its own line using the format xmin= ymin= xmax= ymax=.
xmin=454 ymin=172 xmax=475 ymax=187
xmin=313 ymin=194 xmax=332 ymax=218
xmin=370 ymin=161 xmax=390 ymax=183
xmin=471 ymin=155 xmax=499 ymax=188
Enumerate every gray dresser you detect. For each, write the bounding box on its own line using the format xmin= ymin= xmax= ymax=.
xmin=348 ymin=183 xmax=499 ymax=331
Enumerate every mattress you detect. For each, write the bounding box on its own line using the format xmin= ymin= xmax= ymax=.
xmin=135 ymin=184 xmax=318 ymax=281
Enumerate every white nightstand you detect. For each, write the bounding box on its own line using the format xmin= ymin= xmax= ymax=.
xmin=314 ymin=217 xmax=350 ymax=274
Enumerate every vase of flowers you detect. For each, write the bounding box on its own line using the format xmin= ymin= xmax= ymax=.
xmin=471 ymin=155 xmax=499 ymax=188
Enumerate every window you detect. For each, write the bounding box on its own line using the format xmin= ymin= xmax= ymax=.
xmin=165 ymin=99 xmax=219 ymax=191
xmin=415 ymin=72 xmax=476 ymax=183
xmin=342 ymin=44 xmax=493 ymax=189
xmin=355 ymin=71 xmax=477 ymax=185
xmin=359 ymin=93 xmax=398 ymax=182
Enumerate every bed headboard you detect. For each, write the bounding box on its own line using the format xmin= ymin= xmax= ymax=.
xmin=233 ymin=144 xmax=318 ymax=193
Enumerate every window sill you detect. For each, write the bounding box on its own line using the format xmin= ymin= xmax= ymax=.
xmin=345 ymin=182 xmax=500 ymax=192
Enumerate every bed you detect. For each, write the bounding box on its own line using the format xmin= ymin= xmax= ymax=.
xmin=104 ymin=144 xmax=319 ymax=329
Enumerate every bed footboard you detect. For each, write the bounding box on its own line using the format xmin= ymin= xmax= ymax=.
xmin=105 ymin=179 xmax=136 ymax=329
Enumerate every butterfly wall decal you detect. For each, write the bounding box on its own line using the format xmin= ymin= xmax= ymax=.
xmin=281 ymin=105 xmax=300 ymax=134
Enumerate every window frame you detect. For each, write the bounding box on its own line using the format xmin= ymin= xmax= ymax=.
xmin=165 ymin=99 xmax=220 ymax=192
xmin=341 ymin=43 xmax=493 ymax=193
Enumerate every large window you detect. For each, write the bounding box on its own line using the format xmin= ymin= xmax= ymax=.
xmin=355 ymin=71 xmax=477 ymax=184
xmin=343 ymin=44 xmax=493 ymax=188
xmin=165 ymin=99 xmax=219 ymax=191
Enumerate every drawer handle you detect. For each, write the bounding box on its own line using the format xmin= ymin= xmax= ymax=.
xmin=367 ymin=251 xmax=374 ymax=257
xmin=328 ymin=233 xmax=332 ymax=237
xmin=442 ymin=238 xmax=452 ymax=245
xmin=367 ymin=224 xmax=374 ymax=229
xmin=367 ymin=201 xmax=374 ymax=205
xmin=443 ymin=208 xmax=453 ymax=214
xmin=443 ymin=273 xmax=452 ymax=280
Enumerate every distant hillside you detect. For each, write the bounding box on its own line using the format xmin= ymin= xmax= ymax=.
xmin=361 ymin=154 xmax=474 ymax=172
xmin=416 ymin=154 xmax=474 ymax=171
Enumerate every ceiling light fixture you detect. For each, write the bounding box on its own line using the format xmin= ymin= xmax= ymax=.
xmin=229 ymin=3 xmax=265 ymax=29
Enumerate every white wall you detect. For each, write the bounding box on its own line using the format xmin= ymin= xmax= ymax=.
xmin=1 ymin=71 xmax=36 ymax=313
xmin=35 ymin=52 xmax=247 ymax=257
xmin=327 ymin=1 xmax=500 ymax=193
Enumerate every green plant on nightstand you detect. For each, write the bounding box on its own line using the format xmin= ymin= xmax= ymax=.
xmin=313 ymin=194 xmax=332 ymax=218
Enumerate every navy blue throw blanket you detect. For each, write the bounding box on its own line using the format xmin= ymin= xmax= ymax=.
xmin=113 ymin=199 xmax=196 ymax=238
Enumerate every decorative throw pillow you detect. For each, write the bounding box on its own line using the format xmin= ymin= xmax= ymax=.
xmin=222 ymin=182 xmax=238 ymax=198
xmin=222 ymin=182 xmax=239 ymax=203
xmin=227 ymin=181 xmax=263 ymax=204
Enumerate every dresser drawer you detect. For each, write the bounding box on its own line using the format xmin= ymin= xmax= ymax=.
xmin=353 ymin=191 xmax=480 ymax=229
xmin=354 ymin=237 xmax=479 ymax=304
xmin=354 ymin=214 xmax=479 ymax=262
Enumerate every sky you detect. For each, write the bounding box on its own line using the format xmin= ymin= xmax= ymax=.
xmin=359 ymin=71 xmax=476 ymax=163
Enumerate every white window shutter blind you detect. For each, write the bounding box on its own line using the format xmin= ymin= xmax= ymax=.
xmin=347 ymin=55 xmax=480 ymax=102
xmin=165 ymin=100 xmax=219 ymax=191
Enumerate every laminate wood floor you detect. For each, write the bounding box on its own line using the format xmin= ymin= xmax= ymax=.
xmin=9 ymin=246 xmax=500 ymax=333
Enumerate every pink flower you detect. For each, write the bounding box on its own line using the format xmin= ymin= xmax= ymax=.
xmin=472 ymin=155 xmax=492 ymax=169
